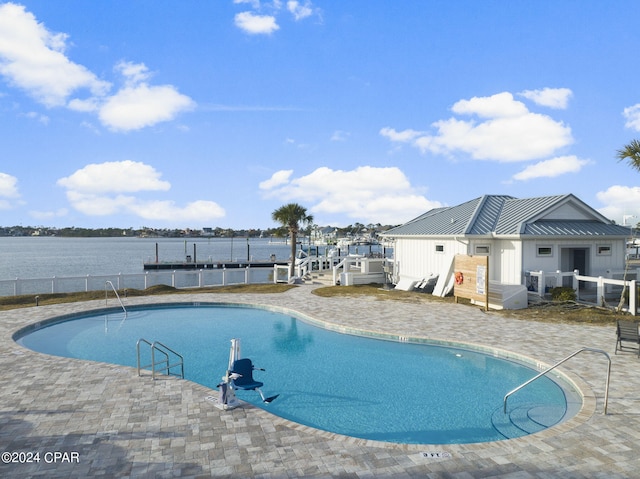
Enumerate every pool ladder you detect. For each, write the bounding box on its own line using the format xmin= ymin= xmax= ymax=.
xmin=136 ymin=338 xmax=184 ymax=380
xmin=504 ymin=347 xmax=611 ymax=415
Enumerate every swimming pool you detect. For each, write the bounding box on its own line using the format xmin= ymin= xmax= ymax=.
xmin=14 ymin=302 xmax=582 ymax=444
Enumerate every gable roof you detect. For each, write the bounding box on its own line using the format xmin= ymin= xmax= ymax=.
xmin=382 ymin=194 xmax=632 ymax=238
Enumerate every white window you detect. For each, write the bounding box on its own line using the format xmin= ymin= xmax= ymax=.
xmin=597 ymin=244 xmax=612 ymax=256
xmin=537 ymin=245 xmax=553 ymax=257
xmin=474 ymin=245 xmax=490 ymax=255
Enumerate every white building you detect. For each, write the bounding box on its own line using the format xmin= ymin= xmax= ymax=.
xmin=381 ymin=194 xmax=632 ymax=290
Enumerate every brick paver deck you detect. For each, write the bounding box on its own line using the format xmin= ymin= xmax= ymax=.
xmin=1 ymin=285 xmax=639 ymax=478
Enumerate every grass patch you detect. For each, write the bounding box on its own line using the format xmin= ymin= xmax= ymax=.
xmin=0 ymin=283 xmax=296 ymax=311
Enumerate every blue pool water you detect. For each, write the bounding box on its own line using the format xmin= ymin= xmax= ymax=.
xmin=15 ymin=303 xmax=581 ymax=444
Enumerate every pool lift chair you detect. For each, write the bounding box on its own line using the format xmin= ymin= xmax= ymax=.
xmin=214 ymin=338 xmax=278 ymax=410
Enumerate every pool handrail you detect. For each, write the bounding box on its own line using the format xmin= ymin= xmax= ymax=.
xmin=105 ymin=280 xmax=127 ymax=318
xmin=136 ymin=338 xmax=184 ymax=380
xmin=503 ymin=347 xmax=611 ymax=415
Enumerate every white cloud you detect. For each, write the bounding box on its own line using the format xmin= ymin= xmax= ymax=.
xmin=382 ymin=91 xmax=573 ymax=162
xmin=452 ymin=92 xmax=529 ymax=118
xmin=596 ymin=185 xmax=640 ymax=224
xmin=29 ymin=208 xmax=69 ymax=220
xmin=287 ymin=1 xmax=313 ymax=20
xmin=623 ymin=104 xmax=640 ymax=131
xmin=0 ymin=5 xmax=194 ymax=132
xmin=330 ymin=130 xmax=350 ymax=142
xmin=234 ymin=11 xmax=280 ymax=34
xmin=128 ymin=199 xmax=225 ymax=222
xmin=260 ymin=166 xmax=441 ymax=224
xmin=57 ymin=160 xmax=171 ymax=194
xmin=24 ymin=111 xmax=49 ymax=125
xmin=57 ymin=160 xmax=225 ymax=223
xmin=379 ymin=127 xmax=424 ymax=142
xmin=99 ymin=82 xmax=195 ymax=132
xmin=0 ymin=172 xmax=20 ymax=198
xmin=259 ymin=169 xmax=293 ymax=189
xmin=512 ymin=155 xmax=591 ymax=181
xmin=519 ymin=88 xmax=573 ymax=109
xmin=0 ymin=3 xmax=110 ymax=107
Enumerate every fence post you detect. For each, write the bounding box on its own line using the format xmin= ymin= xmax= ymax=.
xmin=198 ymin=269 xmax=203 ymax=288
xmin=245 ymin=266 xmax=250 ymax=284
xmin=573 ymin=270 xmax=579 ymax=300
xmin=597 ymin=276 xmax=604 ymax=306
xmin=631 ymin=280 xmax=637 ymax=316
xmin=222 ymin=267 xmax=227 ymax=286
xmin=14 ymin=278 xmax=18 ymax=296
xmin=52 ymin=276 xmax=56 ymax=294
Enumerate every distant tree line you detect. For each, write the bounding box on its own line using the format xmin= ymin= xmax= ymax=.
xmin=0 ymin=222 xmax=395 ymax=238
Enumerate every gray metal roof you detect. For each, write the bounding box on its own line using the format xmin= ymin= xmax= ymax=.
xmin=382 ymin=194 xmax=631 ymax=238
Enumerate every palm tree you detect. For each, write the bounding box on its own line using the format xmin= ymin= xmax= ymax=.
xmin=616 ymin=139 xmax=640 ymax=172
xmin=271 ymin=203 xmax=314 ymax=279
xmin=615 ymin=139 xmax=640 ymax=311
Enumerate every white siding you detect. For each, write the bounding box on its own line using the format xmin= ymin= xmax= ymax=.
xmin=522 ymin=238 xmax=626 ymax=276
xmin=393 ymin=238 xmax=468 ymax=280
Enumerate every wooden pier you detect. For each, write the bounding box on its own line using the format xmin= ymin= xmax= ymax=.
xmin=143 ymin=261 xmax=288 ymax=271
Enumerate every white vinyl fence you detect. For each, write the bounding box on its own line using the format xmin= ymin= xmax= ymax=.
xmin=0 ymin=266 xmax=288 ymax=297
xmin=527 ymin=269 xmax=639 ymax=315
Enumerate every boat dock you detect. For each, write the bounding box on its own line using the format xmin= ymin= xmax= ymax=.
xmin=143 ymin=260 xmax=288 ymax=271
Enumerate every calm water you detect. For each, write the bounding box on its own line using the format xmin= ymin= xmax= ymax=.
xmin=0 ymin=237 xmax=385 ymax=281
xmin=0 ymin=237 xmax=294 ymax=280
xmin=15 ymin=303 xmax=579 ymax=444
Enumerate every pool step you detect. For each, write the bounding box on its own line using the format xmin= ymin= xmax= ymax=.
xmin=492 ymin=403 xmax=565 ymax=439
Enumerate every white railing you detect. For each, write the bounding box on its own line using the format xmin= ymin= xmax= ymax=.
xmin=526 ymin=269 xmax=639 ymax=315
xmin=0 ymin=266 xmax=277 ymax=297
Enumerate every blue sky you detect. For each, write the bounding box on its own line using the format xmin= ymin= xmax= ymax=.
xmin=1 ymin=1 xmax=640 ymax=230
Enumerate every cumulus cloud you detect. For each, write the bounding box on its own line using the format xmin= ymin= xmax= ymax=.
xmin=512 ymin=155 xmax=591 ymax=181
xmin=596 ymin=185 xmax=640 ymax=224
xmin=382 ymin=91 xmax=573 ymax=163
xmin=0 ymin=172 xmax=20 ymax=198
xmin=0 ymin=172 xmax=20 ymax=210
xmin=57 ymin=161 xmax=225 ymax=223
xmin=57 ymin=160 xmax=171 ymax=193
xmin=232 ymin=0 xmax=318 ymax=34
xmin=259 ymin=169 xmax=293 ymax=189
xmin=99 ymin=78 xmax=195 ymax=131
xmin=234 ymin=11 xmax=279 ymax=34
xmin=287 ymin=1 xmax=313 ymax=20
xmin=0 ymin=3 xmax=110 ymax=107
xmin=623 ymin=104 xmax=640 ymax=131
xmin=0 ymin=4 xmax=194 ymax=131
xmin=519 ymin=87 xmax=573 ymax=109
xmin=260 ymin=166 xmax=441 ymax=224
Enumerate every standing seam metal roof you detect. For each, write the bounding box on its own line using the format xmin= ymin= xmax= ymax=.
xmin=382 ymin=194 xmax=630 ymax=237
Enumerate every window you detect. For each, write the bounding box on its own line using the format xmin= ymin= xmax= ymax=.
xmin=435 ymin=244 xmax=444 ymax=253
xmin=597 ymin=244 xmax=612 ymax=256
xmin=474 ymin=245 xmax=490 ymax=255
xmin=537 ymin=246 xmax=553 ymax=257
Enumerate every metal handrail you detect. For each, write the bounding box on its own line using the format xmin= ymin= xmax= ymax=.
xmin=504 ymin=347 xmax=611 ymax=415
xmin=105 ymin=280 xmax=127 ymax=318
xmin=136 ymin=338 xmax=184 ymax=380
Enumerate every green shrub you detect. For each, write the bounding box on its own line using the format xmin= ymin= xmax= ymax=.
xmin=550 ymin=287 xmax=576 ymax=301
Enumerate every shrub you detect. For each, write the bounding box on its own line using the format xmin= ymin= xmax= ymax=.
xmin=550 ymin=287 xmax=576 ymax=301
